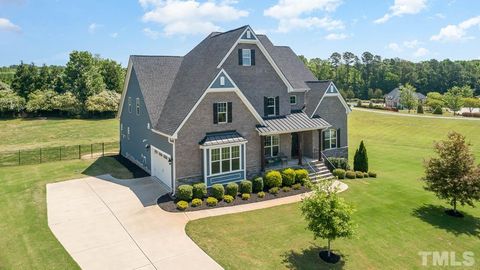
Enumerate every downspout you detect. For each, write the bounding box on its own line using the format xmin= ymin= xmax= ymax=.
xmin=170 ymin=138 xmax=176 ymax=196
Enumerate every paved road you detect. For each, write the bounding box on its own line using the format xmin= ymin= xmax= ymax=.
xmin=47 ymin=175 xmax=348 ymax=270
xmin=353 ymin=107 xmax=480 ymax=121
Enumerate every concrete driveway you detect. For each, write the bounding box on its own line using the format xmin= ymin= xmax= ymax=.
xmin=47 ymin=175 xmax=222 ymax=270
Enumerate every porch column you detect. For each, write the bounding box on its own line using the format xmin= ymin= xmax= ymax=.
xmin=298 ymin=132 xmax=303 ymax=165
xmin=260 ymin=136 xmax=265 ymax=171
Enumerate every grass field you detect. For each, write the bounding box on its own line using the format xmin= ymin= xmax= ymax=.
xmin=186 ymin=110 xmax=480 ymax=269
xmin=0 ymin=118 xmax=118 ymax=152
xmin=0 ymin=157 xmax=137 ymax=269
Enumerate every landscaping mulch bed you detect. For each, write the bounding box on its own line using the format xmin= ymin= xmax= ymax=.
xmin=157 ymin=185 xmax=311 ymax=212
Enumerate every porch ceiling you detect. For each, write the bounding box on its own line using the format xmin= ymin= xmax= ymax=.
xmin=256 ymin=112 xmax=331 ymax=136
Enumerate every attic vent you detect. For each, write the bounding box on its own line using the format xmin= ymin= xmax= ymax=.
xmin=220 ymin=76 xmax=225 ymax=86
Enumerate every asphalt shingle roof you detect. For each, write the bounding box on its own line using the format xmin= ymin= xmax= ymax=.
xmin=256 ymin=112 xmax=331 ymax=135
xmin=384 ymin=87 xmax=426 ymax=100
xmin=304 ymin=81 xmax=332 ymax=117
xmin=199 ymin=131 xmax=247 ymax=146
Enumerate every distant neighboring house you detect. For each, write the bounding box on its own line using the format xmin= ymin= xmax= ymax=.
xmin=118 ymin=25 xmax=350 ymax=193
xmin=384 ymin=87 xmax=426 ymax=108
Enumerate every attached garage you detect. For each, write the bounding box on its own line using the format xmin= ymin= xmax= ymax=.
xmin=150 ymin=146 xmax=172 ymax=190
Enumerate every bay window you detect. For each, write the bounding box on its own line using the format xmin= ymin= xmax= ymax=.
xmin=210 ymin=145 xmax=241 ymax=175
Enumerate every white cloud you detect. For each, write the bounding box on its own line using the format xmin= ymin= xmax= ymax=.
xmin=431 ymin=15 xmax=480 ymax=41
xmin=139 ymin=0 xmax=248 ymax=36
xmin=0 ymin=18 xmax=21 ymax=32
xmin=387 ymin=42 xmax=402 ymax=52
xmin=374 ymin=0 xmax=427 ymax=24
xmin=325 ymin=33 xmax=348 ymax=40
xmin=110 ymin=32 xmax=119 ymax=38
xmin=143 ymin=27 xmax=160 ymax=39
xmin=403 ymin=39 xmax=420 ymax=48
xmin=435 ymin=13 xmax=445 ymax=19
xmin=88 ymin=23 xmax=102 ymax=34
xmin=264 ymin=0 xmax=344 ymax=32
xmin=413 ymin=47 xmax=429 ymax=57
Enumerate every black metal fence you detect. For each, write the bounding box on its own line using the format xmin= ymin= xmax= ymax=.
xmin=0 ymin=141 xmax=119 ymax=167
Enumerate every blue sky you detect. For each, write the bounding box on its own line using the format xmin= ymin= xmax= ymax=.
xmin=0 ymin=0 xmax=479 ymax=66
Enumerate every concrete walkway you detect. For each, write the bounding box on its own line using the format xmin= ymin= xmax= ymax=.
xmin=353 ymin=107 xmax=480 ymax=121
xmin=47 ymin=175 xmax=347 ymax=270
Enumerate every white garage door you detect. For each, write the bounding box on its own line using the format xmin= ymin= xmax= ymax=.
xmin=151 ymin=146 xmax=172 ymax=190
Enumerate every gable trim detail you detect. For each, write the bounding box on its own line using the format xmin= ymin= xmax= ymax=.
xmin=310 ymin=82 xmax=352 ymax=117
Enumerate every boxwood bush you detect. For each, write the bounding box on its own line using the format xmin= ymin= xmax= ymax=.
xmin=176 ymin=201 xmax=188 ymax=211
xmin=368 ymin=171 xmax=377 ymax=178
xmin=356 ymin=171 xmax=364 ymax=178
xmin=206 ymin=197 xmax=218 ymax=206
xmin=282 ymin=186 xmax=291 ymax=192
xmin=225 ymin=182 xmax=239 ymax=197
xmin=294 ymin=169 xmax=309 ymax=185
xmin=292 ymin=183 xmax=301 ymax=190
xmin=239 ymin=180 xmax=253 ymax=194
xmin=223 ymin=195 xmax=234 ymax=203
xmin=332 ymin=169 xmax=346 ymax=179
xmin=252 ymin=177 xmax=264 ymax=192
xmin=210 ymin=184 xmax=224 ymax=200
xmin=327 ymin=157 xmax=350 ymax=170
xmin=265 ymin=170 xmax=282 ymax=188
xmin=269 ymin=187 xmax=279 ymax=195
xmin=176 ymin=185 xmax=193 ymax=201
xmin=257 ymin=191 xmax=266 ymax=198
xmin=363 ymin=172 xmax=369 ymax=178
xmin=241 ymin=193 xmax=250 ymax=200
xmin=346 ymin=171 xmax=356 ymax=179
xmin=191 ymin=198 xmax=202 ymax=207
xmin=192 ymin=183 xmax=207 ymax=199
xmin=281 ymin=168 xmax=296 ymax=186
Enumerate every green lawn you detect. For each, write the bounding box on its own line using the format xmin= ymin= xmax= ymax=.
xmin=0 ymin=157 xmax=138 ymax=269
xmin=186 ymin=110 xmax=480 ymax=269
xmin=0 ymin=118 xmax=118 ymax=152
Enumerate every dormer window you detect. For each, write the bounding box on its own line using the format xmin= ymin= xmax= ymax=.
xmin=238 ymin=49 xmax=255 ymax=66
xmin=290 ymin=95 xmax=297 ymax=105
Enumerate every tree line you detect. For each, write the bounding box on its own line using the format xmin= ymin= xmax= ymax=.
xmin=0 ymin=51 xmax=125 ymax=118
xmin=300 ymin=52 xmax=480 ymax=99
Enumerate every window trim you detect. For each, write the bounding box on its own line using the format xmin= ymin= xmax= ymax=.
xmin=264 ymin=135 xmax=280 ymax=158
xmin=242 ymin=49 xmax=252 ymax=66
xmin=290 ymin=95 xmax=297 ymax=105
xmin=128 ymin=97 xmax=132 ymax=113
xmin=266 ymin=97 xmax=276 ymax=117
xmin=220 ymin=76 xmax=225 ymax=86
xmin=135 ymin=98 xmax=140 ymax=115
xmin=216 ymin=102 xmax=228 ymax=124
xmin=209 ymin=145 xmax=242 ymax=176
xmin=323 ymin=129 xmax=337 ymax=150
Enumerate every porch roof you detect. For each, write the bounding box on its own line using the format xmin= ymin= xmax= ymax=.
xmin=199 ymin=131 xmax=247 ymax=147
xmin=256 ymin=112 xmax=331 ymax=135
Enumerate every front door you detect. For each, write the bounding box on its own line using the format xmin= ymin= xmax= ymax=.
xmin=291 ymin=133 xmax=299 ymax=158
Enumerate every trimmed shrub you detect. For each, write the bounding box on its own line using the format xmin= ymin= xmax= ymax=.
xmin=176 ymin=201 xmax=188 ymax=211
xmin=368 ymin=171 xmax=377 ymax=178
xmin=265 ymin=170 xmax=282 ymax=188
xmin=357 ymin=100 xmax=362 ymax=107
xmin=292 ymin=183 xmax=301 ymax=190
xmin=223 ymin=195 xmax=234 ymax=203
xmin=281 ymin=168 xmax=296 ymax=186
xmin=346 ymin=171 xmax=356 ymax=179
xmin=210 ymin=184 xmax=224 ymax=200
xmin=191 ymin=198 xmax=202 ymax=207
xmin=417 ymin=104 xmax=424 ymax=114
xmin=206 ymin=197 xmax=218 ymax=207
xmin=432 ymin=106 xmax=443 ymax=115
xmin=269 ymin=187 xmax=279 ymax=195
xmin=192 ymin=183 xmax=207 ymax=199
xmin=282 ymin=186 xmax=291 ymax=192
xmin=363 ymin=172 xmax=369 ymax=178
xmin=257 ymin=191 xmax=266 ymax=198
xmin=294 ymin=169 xmax=309 ymax=184
xmin=225 ymin=182 xmax=239 ymax=197
xmin=252 ymin=177 xmax=264 ymax=192
xmin=239 ymin=180 xmax=253 ymax=194
xmin=328 ymin=158 xmax=350 ymax=170
xmin=356 ymin=171 xmax=364 ymax=178
xmin=353 ymin=141 xmax=369 ymax=172
xmin=241 ymin=193 xmax=250 ymax=200
xmin=176 ymin=185 xmax=193 ymax=201
xmin=332 ymin=169 xmax=346 ymax=179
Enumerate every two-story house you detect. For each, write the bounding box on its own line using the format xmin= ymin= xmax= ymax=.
xmin=118 ymin=25 xmax=351 ymax=193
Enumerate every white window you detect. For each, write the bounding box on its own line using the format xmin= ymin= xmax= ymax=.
xmin=264 ymin=135 xmax=279 ymax=157
xmin=136 ymin=98 xmax=140 ymax=115
xmin=210 ymin=145 xmax=241 ymax=175
xmin=246 ymin=30 xmax=251 ymax=39
xmin=128 ymin=97 xmax=132 ymax=113
xmin=242 ymin=49 xmax=251 ymax=66
xmin=147 ymin=123 xmax=150 ymax=129
xmin=127 ymin=127 xmax=130 ymax=140
xmin=217 ymin=102 xmax=228 ymax=124
xmin=266 ymin=97 xmax=276 ymax=116
xmin=220 ymin=76 xmax=225 ymax=86
xmin=323 ymin=129 xmax=337 ymax=149
xmin=290 ymin=95 xmax=297 ymax=105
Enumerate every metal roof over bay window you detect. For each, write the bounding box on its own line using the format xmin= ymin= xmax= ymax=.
xmin=256 ymin=112 xmax=331 ymax=135
xmin=199 ymin=131 xmax=248 ymax=147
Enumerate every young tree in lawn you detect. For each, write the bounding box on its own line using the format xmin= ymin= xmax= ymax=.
xmin=462 ymin=97 xmax=480 ymax=113
xmin=421 ymin=132 xmax=480 ymax=217
xmin=353 ymin=141 xmax=369 ymax=172
xmin=301 ymin=181 xmax=355 ymax=263
xmin=426 ymin=92 xmax=445 ymax=111
xmin=444 ymin=86 xmax=473 ymax=115
xmin=399 ymin=84 xmax=418 ymax=113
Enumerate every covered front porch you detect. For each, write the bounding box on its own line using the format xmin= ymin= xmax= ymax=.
xmin=256 ymin=112 xmax=331 ymax=171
